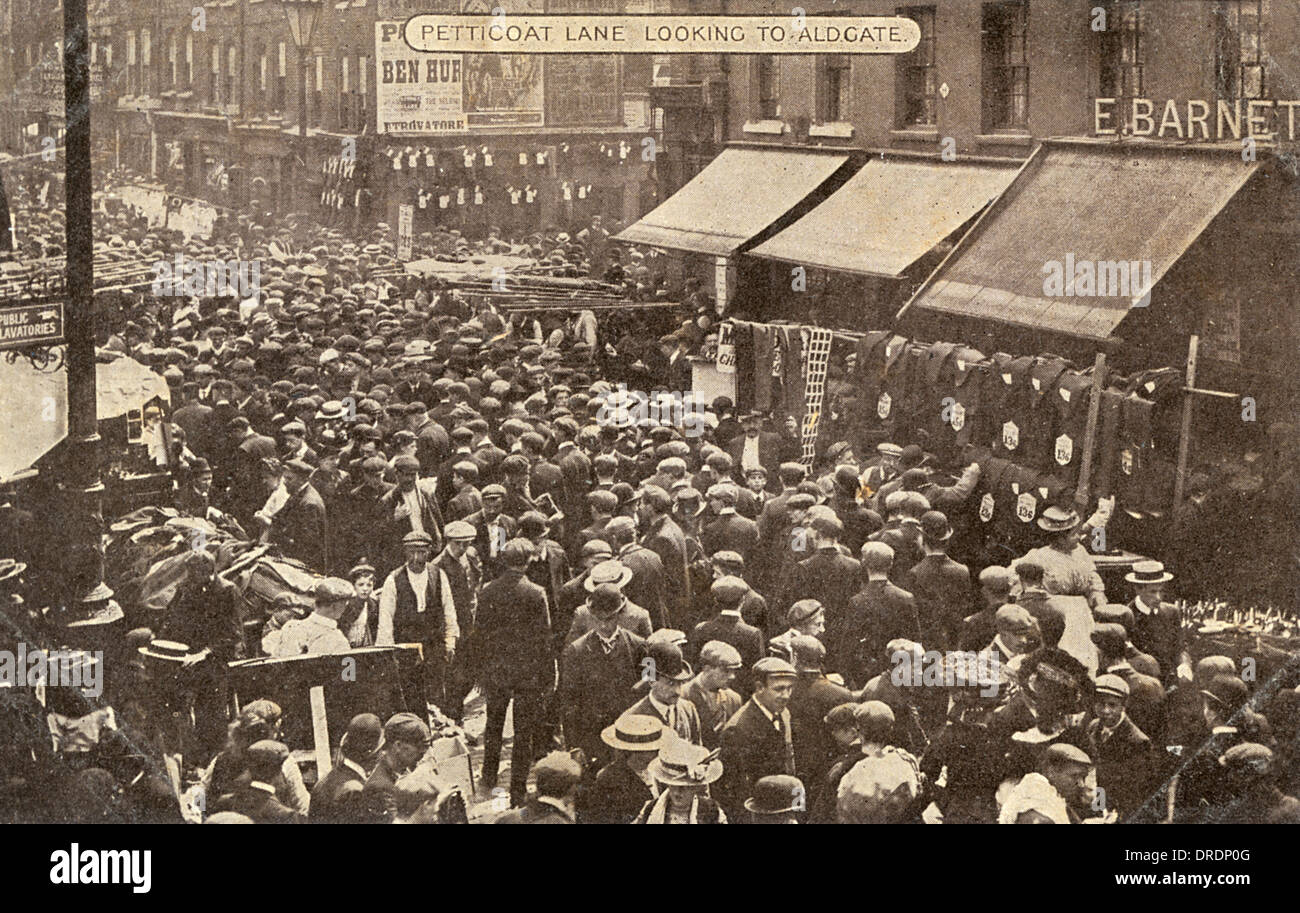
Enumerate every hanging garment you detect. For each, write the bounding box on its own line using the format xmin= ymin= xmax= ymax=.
xmin=752 ymin=323 xmax=775 ymax=413
xmin=776 ymin=325 xmax=805 ymax=424
xmin=1051 ymin=370 xmax=1097 ymax=489
xmin=1092 ymin=388 xmax=1125 ymax=500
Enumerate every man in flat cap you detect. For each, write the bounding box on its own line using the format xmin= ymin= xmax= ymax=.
xmin=266 ymin=458 xmax=329 ymax=571
xmin=433 ymin=520 xmax=482 ymax=725
xmin=494 ymin=752 xmax=582 ymax=824
xmin=340 ymin=455 xmax=396 ymax=574
xmin=1086 ymin=674 xmax=1156 ymax=820
xmin=478 ymin=539 xmax=555 ymax=807
xmin=840 ymin=542 xmax=920 ymax=688
xmin=716 ymin=656 xmax=801 ymax=821
xmin=363 ymin=713 xmax=431 ymax=823
xmin=701 ymin=483 xmax=758 ymax=567
xmin=380 ymin=453 xmax=445 ymax=574
xmin=689 ymin=576 xmax=764 ymax=691
xmin=685 ymin=641 xmax=745 ymax=750
xmin=637 ymin=484 xmax=692 ymax=630
xmin=998 ymin=743 xmax=1096 ymax=824
xmin=375 ymin=531 xmax=460 ymax=714
xmin=273 ymin=577 xmax=355 ymax=656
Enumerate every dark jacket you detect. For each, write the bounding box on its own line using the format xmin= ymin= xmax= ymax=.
xmin=642 ymin=514 xmax=691 ymax=629
xmin=905 ymin=552 xmax=971 ymax=651
xmin=1127 ymin=599 xmax=1184 ymax=686
xmin=779 ymin=548 xmax=861 ymax=636
xmin=838 ymin=579 xmax=920 ymax=686
xmin=1086 ymin=713 xmax=1156 ymax=820
xmin=684 ymin=677 xmax=743 ymax=750
xmin=272 ymin=483 xmax=329 ymax=571
xmin=309 ymin=759 xmax=369 ymax=823
xmin=214 ymin=783 xmax=302 ymax=823
xmin=789 ymin=672 xmax=854 ymax=787
xmin=688 ymin=613 xmax=763 ymax=688
xmin=624 ymin=693 xmax=704 ymax=746
xmin=559 ymin=628 xmax=647 ymax=765
xmin=700 ymin=512 xmax=758 ymax=565
xmin=579 ymin=760 xmax=655 ymax=825
xmin=494 ymin=798 xmax=574 ymax=824
xmin=617 ymin=542 xmax=667 ymax=630
xmin=476 ymin=569 xmax=554 ymax=691
xmin=716 ymin=696 xmax=798 ymax=821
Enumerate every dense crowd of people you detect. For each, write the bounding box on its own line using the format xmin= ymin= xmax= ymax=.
xmin=1 ymin=166 xmax=1297 ymax=826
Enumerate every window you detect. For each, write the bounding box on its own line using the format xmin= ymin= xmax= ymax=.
xmin=358 ymin=55 xmax=369 ymax=129
xmin=982 ymin=0 xmax=1029 ymax=131
xmin=127 ymin=32 xmax=137 ymax=94
xmin=169 ymin=32 xmax=178 ymax=86
xmin=276 ymin=42 xmax=287 ymax=113
xmin=1215 ymin=0 xmax=1266 ymax=102
xmin=226 ymin=46 xmax=237 ymax=108
xmin=210 ymin=43 xmax=221 ymax=102
xmin=756 ymin=55 xmax=779 ymax=119
xmin=898 ymin=6 xmax=937 ymax=126
xmin=312 ymin=55 xmax=323 ymax=126
xmin=186 ymin=34 xmax=193 ymax=87
xmin=141 ymin=28 xmax=151 ymax=94
xmin=339 ymin=55 xmax=351 ymax=130
xmin=1099 ymin=1 xmax=1143 ymax=130
xmin=820 ymin=56 xmax=852 ymax=122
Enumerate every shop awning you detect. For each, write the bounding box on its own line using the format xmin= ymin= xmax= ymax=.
xmin=749 ymin=157 xmax=1019 ymax=278
xmin=0 ymin=354 xmax=171 ymax=483
xmin=614 ymin=147 xmax=852 ymax=256
xmin=905 ymin=140 xmax=1259 ymax=340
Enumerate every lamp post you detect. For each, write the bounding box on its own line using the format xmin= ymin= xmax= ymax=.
xmin=280 ymin=0 xmax=322 ymax=140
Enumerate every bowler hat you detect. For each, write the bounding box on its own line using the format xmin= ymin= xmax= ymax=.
xmin=744 ymin=775 xmax=806 ymax=816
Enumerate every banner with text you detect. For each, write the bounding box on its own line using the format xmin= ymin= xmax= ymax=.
xmin=376 ymin=21 xmax=466 ymax=134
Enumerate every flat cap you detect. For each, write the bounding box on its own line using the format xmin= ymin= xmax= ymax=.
xmin=752 ymin=656 xmax=798 ymax=680
xmin=787 ymin=599 xmax=824 ymax=627
xmin=402 ymin=530 xmax=434 ymax=547
xmin=995 ymin=603 xmax=1036 ymax=635
xmin=314 ymin=577 xmax=356 ymax=602
xmin=711 ymin=575 xmax=749 ymax=607
xmin=1094 ymin=674 xmax=1130 ymax=699
xmin=444 ymin=520 xmax=476 ymax=540
xmin=698 ymin=640 xmax=744 ymax=670
xmin=1042 ymin=743 xmax=1093 ymax=768
xmin=384 ymin=712 xmax=431 ymax=745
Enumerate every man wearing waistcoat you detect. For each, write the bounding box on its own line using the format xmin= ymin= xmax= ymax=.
xmin=376 ymin=530 xmax=460 ymax=714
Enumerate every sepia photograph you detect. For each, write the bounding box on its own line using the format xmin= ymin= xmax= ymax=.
xmin=0 ymin=0 xmax=1294 ymax=886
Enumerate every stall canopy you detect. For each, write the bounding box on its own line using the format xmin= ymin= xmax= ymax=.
xmin=614 ymin=146 xmax=852 ymax=256
xmin=749 ymin=156 xmax=1020 ymax=278
xmin=904 ymin=140 xmax=1259 ymax=340
xmin=0 ymin=354 xmax=171 ymax=483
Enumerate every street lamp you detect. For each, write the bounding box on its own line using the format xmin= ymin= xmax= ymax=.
xmin=280 ymin=0 xmax=322 ymax=139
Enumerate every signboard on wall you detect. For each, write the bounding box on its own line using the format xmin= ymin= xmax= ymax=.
xmin=375 ymin=22 xmax=465 ymax=134
xmin=461 ymin=0 xmax=544 ymax=128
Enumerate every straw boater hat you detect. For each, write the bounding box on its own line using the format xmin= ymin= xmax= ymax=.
xmin=601 ymin=714 xmax=667 ymax=753
xmin=584 ymin=558 xmax=633 ymax=591
xmin=648 ymin=736 xmax=723 ymax=787
xmin=1036 ymin=505 xmax=1080 ymax=533
xmin=1125 ymin=560 xmax=1173 ymax=586
xmin=138 ymin=639 xmax=197 ymax=664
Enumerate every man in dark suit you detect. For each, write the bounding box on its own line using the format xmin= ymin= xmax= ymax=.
xmin=494 ymin=753 xmax=581 ymax=824
xmin=904 ymin=511 xmax=970 ymax=651
xmin=433 ymin=521 xmax=483 ymax=725
xmin=338 ymin=455 xmax=395 ymax=574
xmin=1086 ymin=674 xmax=1156 ymax=821
xmin=213 ymin=740 xmax=303 ymax=823
xmin=726 ymin=411 xmax=788 ymax=483
xmin=753 ymin=463 xmax=809 ymax=588
xmin=565 ymin=561 xmax=653 ymax=644
xmin=958 ymin=565 xmax=1015 ymax=652
xmin=684 ymin=641 xmax=745 ymax=749
xmin=623 ymin=642 xmax=703 ymax=745
xmin=380 ymin=454 xmax=445 ymax=570
xmin=777 ymin=512 xmax=861 ymax=636
xmin=637 ymin=485 xmax=691 ymax=630
xmin=579 ymin=716 xmax=665 ymax=824
xmin=478 ymin=540 xmax=555 ymax=807
xmin=710 ymin=396 xmax=741 ymax=449
xmin=838 ymin=542 xmax=920 ymax=687
xmin=867 ymin=490 xmax=926 ymax=586
xmin=224 ymin=416 xmax=278 ymax=529
xmin=310 ymin=714 xmax=383 ymax=823
xmin=716 ymin=656 xmax=800 ymax=822
xmin=406 ymin=401 xmax=450 ymax=476
xmin=788 ymin=635 xmax=854 ymax=789
xmin=361 ymin=713 xmax=431 ymax=823
xmin=1091 ymin=623 xmax=1167 ymax=746
xmin=559 ymin=584 xmax=648 ymax=768
xmin=1125 ymin=561 xmax=1191 ymax=689
xmin=268 ymin=459 xmax=329 ymax=570
xmin=701 ymin=484 xmax=758 ymax=567
xmin=688 ymin=577 xmax=763 ymax=690
xmin=605 ymin=515 xmax=667 ymax=630
xmin=465 ymin=484 xmax=516 ymax=580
